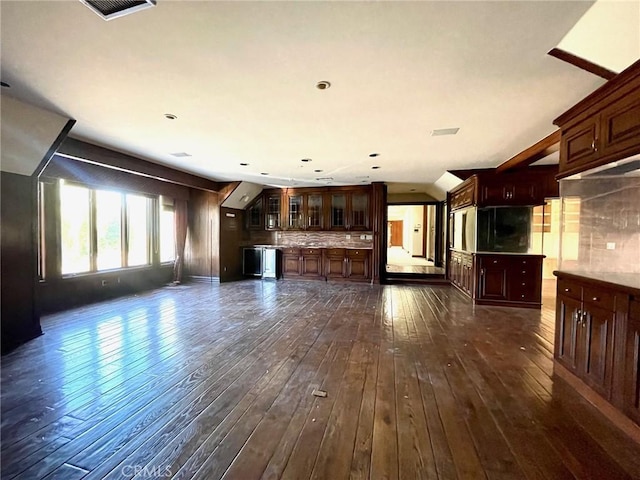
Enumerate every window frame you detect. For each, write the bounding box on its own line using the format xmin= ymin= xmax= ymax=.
xmin=54 ymin=180 xmax=161 ymax=278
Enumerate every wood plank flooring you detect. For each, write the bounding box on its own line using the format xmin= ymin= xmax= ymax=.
xmin=2 ymin=280 xmax=640 ymax=479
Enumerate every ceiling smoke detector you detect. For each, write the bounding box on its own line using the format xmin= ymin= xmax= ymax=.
xmin=79 ymin=0 xmax=156 ymax=21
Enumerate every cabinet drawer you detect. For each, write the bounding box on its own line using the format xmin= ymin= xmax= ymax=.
xmin=325 ymin=248 xmax=346 ymax=257
xmin=302 ymin=248 xmax=321 ymax=256
xmin=478 ymin=255 xmax=509 ymax=268
xmin=282 ymin=248 xmax=300 ymax=255
xmin=557 ymin=278 xmax=583 ymax=301
xmin=583 ymin=287 xmax=615 ymax=312
xmin=347 ymin=249 xmax=369 ymax=258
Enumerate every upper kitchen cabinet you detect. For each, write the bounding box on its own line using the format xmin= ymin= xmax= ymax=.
xmin=264 ymin=190 xmax=282 ymax=230
xmin=555 ymin=59 xmax=640 ymax=179
xmin=285 ymin=190 xmax=324 ymax=230
xmin=329 ymin=187 xmax=370 ymax=231
xmin=246 ymin=196 xmax=263 ymax=230
xmin=448 ymin=165 xmax=558 ymax=210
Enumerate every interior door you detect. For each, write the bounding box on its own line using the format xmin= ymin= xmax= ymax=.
xmin=389 ymin=220 xmax=403 ymax=247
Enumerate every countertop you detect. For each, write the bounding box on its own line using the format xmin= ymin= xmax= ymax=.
xmin=554 ymin=270 xmax=640 ymax=294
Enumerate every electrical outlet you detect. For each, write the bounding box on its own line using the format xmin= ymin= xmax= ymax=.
xmin=360 ymin=234 xmax=366 ymax=239
xmin=606 ymin=242 xmax=616 ymax=250
xmin=346 ymin=234 xmax=351 ymax=240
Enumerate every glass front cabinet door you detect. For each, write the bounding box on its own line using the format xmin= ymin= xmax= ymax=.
xmin=265 ymin=193 xmax=281 ymax=230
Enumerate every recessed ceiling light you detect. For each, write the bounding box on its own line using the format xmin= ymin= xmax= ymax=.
xmin=170 ymin=152 xmax=191 ymax=158
xmin=431 ymin=127 xmax=460 ymax=136
xmin=164 ymin=113 xmax=177 ymax=120
xmin=0 ymin=81 xmax=10 ymax=88
xmin=261 ymin=172 xmax=269 ymax=176
xmin=371 ymin=166 xmax=381 ymax=170
xmin=316 ymin=177 xmax=333 ymax=181
xmin=301 ymin=158 xmax=312 ymax=163
xmin=240 ymin=163 xmax=249 ymax=166
xmin=410 ymin=189 xmax=416 ymax=192
xmin=316 ymin=81 xmax=331 ymax=90
xmin=314 ymin=169 xmax=323 ymax=173
xmin=369 ymin=153 xmax=379 ymax=157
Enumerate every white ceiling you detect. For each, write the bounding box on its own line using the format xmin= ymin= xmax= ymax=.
xmin=1 ymin=0 xmax=623 ymax=191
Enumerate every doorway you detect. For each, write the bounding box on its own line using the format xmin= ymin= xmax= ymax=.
xmin=385 ymin=203 xmax=445 ymax=276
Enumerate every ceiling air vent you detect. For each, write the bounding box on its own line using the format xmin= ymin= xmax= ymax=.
xmin=79 ymin=0 xmax=156 ymax=21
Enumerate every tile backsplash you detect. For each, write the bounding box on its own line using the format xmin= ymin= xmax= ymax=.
xmin=244 ymin=230 xmax=374 ymax=249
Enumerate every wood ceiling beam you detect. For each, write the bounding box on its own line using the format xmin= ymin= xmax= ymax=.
xmin=548 ymin=48 xmax=617 ymax=81
xmin=496 ymin=130 xmax=561 ymax=174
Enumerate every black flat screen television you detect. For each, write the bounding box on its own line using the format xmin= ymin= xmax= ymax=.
xmin=477 ymin=206 xmax=532 ymax=253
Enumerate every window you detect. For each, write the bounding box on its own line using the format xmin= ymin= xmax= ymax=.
xmin=60 ymin=183 xmax=91 ymax=274
xmin=96 ymin=190 xmax=123 ymax=270
xmin=126 ymin=194 xmax=149 ymax=266
xmin=57 ymin=181 xmax=157 ymax=275
xmin=159 ymin=198 xmax=175 ymax=263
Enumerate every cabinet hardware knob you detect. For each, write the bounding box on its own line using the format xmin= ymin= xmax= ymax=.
xmin=521 ymin=282 xmax=526 ymax=286
xmin=493 ymin=260 xmax=498 ymax=264
xmin=591 ymin=139 xmax=596 ymax=151
xmin=522 ymin=270 xmax=526 ymax=274
xmin=564 ymin=288 xmax=570 ymax=292
xmin=592 ymin=297 xmax=599 ymax=301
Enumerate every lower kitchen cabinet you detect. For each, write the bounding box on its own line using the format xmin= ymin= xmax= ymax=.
xmin=449 ymin=251 xmax=543 ymax=308
xmin=624 ymin=297 xmax=640 ymax=424
xmin=282 ymin=248 xmax=301 ymax=277
xmin=346 ymin=249 xmax=369 ymax=280
xmin=301 ymin=248 xmax=323 ymax=278
xmin=281 ymin=247 xmax=371 ymax=282
xmin=554 ymin=272 xmax=640 ymax=428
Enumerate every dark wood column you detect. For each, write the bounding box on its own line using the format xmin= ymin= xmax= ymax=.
xmin=371 ymin=182 xmax=387 ymax=284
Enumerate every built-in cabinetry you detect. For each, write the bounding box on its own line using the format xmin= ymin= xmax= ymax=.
xmin=555 ymin=59 xmax=640 ymax=179
xmin=552 ymin=60 xmax=640 ymax=434
xmin=449 ymin=251 xmax=543 ymax=308
xmin=282 ymin=247 xmax=371 ymax=281
xmin=554 ymin=273 xmax=640 ymax=428
xmin=448 ymin=165 xmax=558 ymax=209
xmin=252 ymin=186 xmax=371 ymax=232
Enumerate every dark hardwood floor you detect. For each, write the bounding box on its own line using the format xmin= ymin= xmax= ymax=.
xmin=2 ymin=280 xmax=640 ymax=479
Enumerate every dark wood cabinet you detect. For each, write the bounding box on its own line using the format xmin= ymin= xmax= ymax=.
xmin=475 ymin=254 xmax=543 ymax=308
xmin=282 ymin=248 xmax=301 ymax=277
xmin=477 ymin=255 xmax=509 ymax=301
xmin=284 ymin=191 xmax=324 ymax=230
xmin=449 ymin=179 xmax=476 ymax=211
xmin=264 ymin=191 xmax=282 ymax=230
xmin=450 ymin=250 xmax=473 ymax=296
xmin=246 ymin=196 xmax=263 ymax=230
xmin=554 ymin=273 xmax=640 ymax=428
xmin=345 ymin=249 xmax=369 ymax=280
xmin=624 ymin=297 xmax=640 ymax=424
xmin=324 ymin=248 xmax=346 ymax=279
xmin=328 ymin=188 xmax=370 ymax=231
xmin=301 ymin=248 xmax=322 ymax=278
xmin=555 ymin=59 xmax=640 ymax=178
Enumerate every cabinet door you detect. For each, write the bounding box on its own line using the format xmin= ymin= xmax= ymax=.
xmin=306 ymin=194 xmax=324 ymax=230
xmin=480 ymin=184 xmax=507 ymax=205
xmin=582 ymin=305 xmax=615 ymax=399
xmin=246 ymin=197 xmax=263 ymax=230
xmin=599 ymin=94 xmax=640 ymax=161
xmin=286 ymin=194 xmax=304 ymax=230
xmin=477 ymin=256 xmax=508 ymax=301
xmin=301 ymin=249 xmax=322 ymax=277
xmin=324 ymin=255 xmax=345 ymax=278
xmin=624 ymin=299 xmax=640 ymax=424
xmin=350 ymin=192 xmax=370 ymax=230
xmin=346 ymin=250 xmax=370 ymax=280
xmin=265 ymin=193 xmax=282 ymax=230
xmin=555 ymin=295 xmax=582 ymax=372
xmin=560 ymin=120 xmax=599 ymax=174
xmin=329 ymin=193 xmax=347 ymax=230
xmin=282 ymin=249 xmax=301 ymax=277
